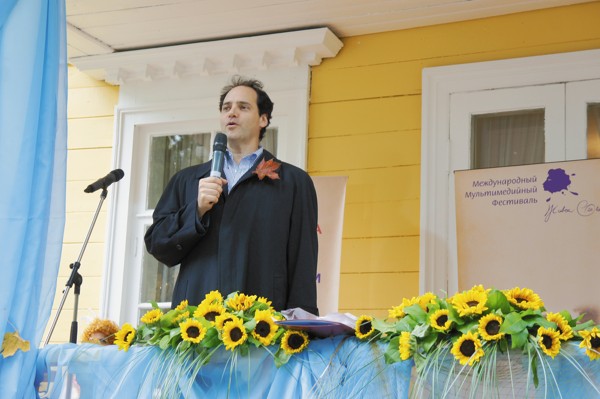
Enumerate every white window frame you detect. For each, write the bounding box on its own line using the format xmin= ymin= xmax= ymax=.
xmin=70 ymin=29 xmax=343 ymax=324
xmin=420 ymin=49 xmax=600 ymax=296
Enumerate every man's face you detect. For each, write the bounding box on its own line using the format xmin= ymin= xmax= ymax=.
xmin=219 ymin=85 xmax=267 ymax=147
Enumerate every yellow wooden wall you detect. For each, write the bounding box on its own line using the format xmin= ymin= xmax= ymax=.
xmin=307 ymin=2 xmax=600 ymax=318
xmin=51 ymin=3 xmax=600 ymax=342
xmin=46 ymin=66 xmax=118 ymax=344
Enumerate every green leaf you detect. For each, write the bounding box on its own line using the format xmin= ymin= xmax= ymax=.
xmin=273 ymin=348 xmax=291 ymax=368
xmin=169 ymin=327 xmax=181 ymax=338
xmin=244 ymin=318 xmax=257 ymax=331
xmin=509 ymin=330 xmax=529 ymax=349
xmin=384 ymin=336 xmax=401 ymax=364
xmin=530 ymin=353 xmax=539 ymax=388
xmin=457 ymin=320 xmax=478 ymax=335
xmin=201 ymin=328 xmax=221 ymax=348
xmin=446 ymin=305 xmax=464 ymax=326
xmin=573 ymin=320 xmax=595 ymax=331
xmin=178 ymin=339 xmax=191 ymax=352
xmin=500 ymin=312 xmax=528 ymax=334
xmin=394 ymin=317 xmax=417 ymax=333
xmin=404 ymin=304 xmax=428 ymax=324
xmin=486 ymin=289 xmax=511 ymax=314
xmin=158 ymin=334 xmax=171 ymax=350
xmin=420 ymin=332 xmax=440 ymax=353
xmin=372 ymin=318 xmax=397 ymax=334
xmin=411 ymin=323 xmax=430 ymax=339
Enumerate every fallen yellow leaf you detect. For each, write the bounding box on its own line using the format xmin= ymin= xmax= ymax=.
xmin=1 ymin=331 xmax=30 ymax=358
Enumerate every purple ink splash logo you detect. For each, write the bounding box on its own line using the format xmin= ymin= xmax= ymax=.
xmin=543 ymin=168 xmax=578 ymax=202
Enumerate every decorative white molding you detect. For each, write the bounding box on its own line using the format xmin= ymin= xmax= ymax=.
xmin=70 ymin=28 xmax=343 ymax=85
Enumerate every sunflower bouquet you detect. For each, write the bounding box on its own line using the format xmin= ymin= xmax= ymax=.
xmin=113 ymin=290 xmax=311 ymax=397
xmin=354 ymin=285 xmax=600 ymax=397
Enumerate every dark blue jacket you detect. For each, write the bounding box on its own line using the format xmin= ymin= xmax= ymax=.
xmin=144 ymin=150 xmax=319 ymax=315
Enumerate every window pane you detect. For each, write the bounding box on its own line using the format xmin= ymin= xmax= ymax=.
xmin=262 ymin=127 xmax=278 ymax=156
xmin=471 ymin=109 xmax=545 ymax=169
xmin=587 ymin=103 xmax=600 ymax=159
xmin=140 ymin=233 xmax=179 ymax=304
xmin=147 ymin=133 xmax=211 ymax=209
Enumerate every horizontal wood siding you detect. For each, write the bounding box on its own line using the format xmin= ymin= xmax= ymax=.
xmin=45 ymin=66 xmax=118 ymax=344
xmin=308 ymin=2 xmax=600 ymax=315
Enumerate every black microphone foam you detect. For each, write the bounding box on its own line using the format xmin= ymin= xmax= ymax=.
xmin=210 ymin=133 xmax=227 ymax=178
xmin=84 ymin=169 xmax=125 ymax=193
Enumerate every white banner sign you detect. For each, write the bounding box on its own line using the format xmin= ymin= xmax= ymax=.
xmin=312 ymin=176 xmax=348 ymax=316
xmin=455 ymin=159 xmax=600 ymax=321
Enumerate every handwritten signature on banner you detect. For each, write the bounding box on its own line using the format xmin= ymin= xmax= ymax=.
xmin=544 ymin=200 xmax=600 ymax=223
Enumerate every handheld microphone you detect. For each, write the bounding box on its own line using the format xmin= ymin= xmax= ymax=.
xmin=84 ymin=169 xmax=125 ymax=193
xmin=210 ymin=133 xmax=227 ymax=178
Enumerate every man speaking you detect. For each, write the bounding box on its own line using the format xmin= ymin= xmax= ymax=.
xmin=144 ymin=76 xmax=319 ymax=315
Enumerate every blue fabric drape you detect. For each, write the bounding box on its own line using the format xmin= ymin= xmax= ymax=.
xmin=0 ymin=0 xmax=67 ymax=397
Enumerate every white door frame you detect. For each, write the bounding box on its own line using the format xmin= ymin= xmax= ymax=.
xmin=420 ymin=49 xmax=600 ymax=296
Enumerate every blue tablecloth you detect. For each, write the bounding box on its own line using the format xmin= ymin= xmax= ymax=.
xmin=35 ymin=336 xmax=413 ymax=399
xmin=35 ymin=338 xmax=600 ymax=398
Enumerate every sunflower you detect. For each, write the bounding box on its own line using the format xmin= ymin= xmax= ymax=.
xmin=222 ymin=316 xmax=248 ymax=350
xmin=201 ymin=290 xmax=224 ymax=306
xmin=478 ymin=314 xmax=505 ymax=341
xmin=429 ymin=309 xmax=452 ymax=332
xmin=281 ymin=330 xmax=309 ymax=355
xmin=193 ymin=302 xmax=225 ymax=324
xmin=140 ymin=308 xmax=163 ymax=324
xmin=174 ymin=310 xmax=190 ymax=323
xmin=504 ymin=287 xmax=544 ymax=311
xmin=257 ymin=296 xmax=275 ymax=311
xmin=546 ymin=312 xmax=573 ymax=341
xmin=81 ymin=318 xmax=120 ymax=345
xmin=115 ymin=323 xmax=136 ymax=351
xmin=417 ymin=292 xmax=437 ymax=312
xmin=579 ymin=327 xmax=600 ymax=360
xmin=227 ymin=293 xmax=258 ymax=312
xmin=215 ymin=312 xmax=236 ymax=330
xmin=399 ymin=331 xmax=413 ymax=361
xmin=537 ymin=327 xmax=561 ymax=358
xmin=451 ymin=331 xmax=485 ymax=366
xmin=451 ymin=289 xmax=488 ymax=317
xmin=175 ymin=299 xmax=189 ymax=311
xmin=388 ymin=297 xmax=419 ymax=319
xmin=355 ymin=315 xmax=376 ymax=339
xmin=180 ymin=319 xmax=207 ymax=344
xmin=251 ymin=310 xmax=279 ymax=346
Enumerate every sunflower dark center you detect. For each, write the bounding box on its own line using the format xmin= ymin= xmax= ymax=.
xmin=204 ymin=311 xmax=220 ymax=322
xmin=124 ymin=331 xmax=132 ymax=341
xmin=515 ymin=297 xmax=528 ymax=303
xmin=485 ymin=320 xmax=501 ymax=335
xmin=288 ymin=333 xmax=305 ymax=349
xmin=541 ymin=334 xmax=553 ymax=349
xmin=590 ymin=337 xmax=600 ymax=348
xmin=186 ymin=326 xmax=200 ymax=338
xmin=460 ymin=339 xmax=476 ymax=357
xmin=466 ymin=301 xmax=479 ymax=307
xmin=255 ymin=321 xmax=271 ymax=337
xmin=359 ymin=321 xmax=372 ymax=334
xmin=230 ymin=327 xmax=243 ymax=342
xmin=436 ymin=315 xmax=448 ymax=327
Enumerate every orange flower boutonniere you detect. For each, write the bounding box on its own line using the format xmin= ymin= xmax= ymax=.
xmin=253 ymin=159 xmax=281 ymax=181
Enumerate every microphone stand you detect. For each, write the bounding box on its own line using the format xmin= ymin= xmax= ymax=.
xmin=44 ymin=188 xmax=108 ymax=346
